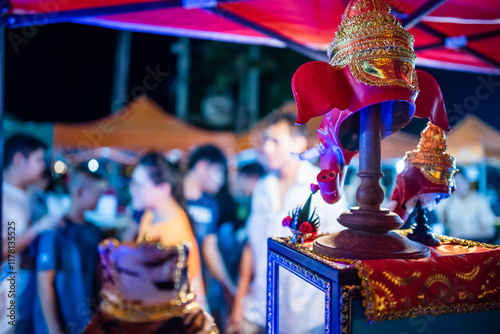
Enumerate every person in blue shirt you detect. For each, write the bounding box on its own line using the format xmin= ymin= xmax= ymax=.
xmin=183 ymin=145 xmax=226 ymax=248
xmin=202 ymin=162 xmax=266 ymax=330
xmin=183 ymin=145 xmax=228 ymax=327
xmin=34 ymin=165 xmax=106 ymax=334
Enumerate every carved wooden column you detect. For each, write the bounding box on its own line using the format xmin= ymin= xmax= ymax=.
xmin=313 ymin=105 xmax=430 ymax=260
xmin=357 ymin=103 xmax=385 ymax=210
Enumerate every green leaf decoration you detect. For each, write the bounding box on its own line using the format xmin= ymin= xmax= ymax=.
xmin=285 ymin=191 xmax=321 ymax=233
xmin=298 ymin=193 xmax=313 ymax=224
xmin=310 ymin=208 xmax=316 ymax=221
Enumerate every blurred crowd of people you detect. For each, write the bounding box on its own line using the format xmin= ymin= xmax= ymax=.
xmin=2 ymin=106 xmax=500 ymax=334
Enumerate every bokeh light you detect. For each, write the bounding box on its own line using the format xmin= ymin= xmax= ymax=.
xmin=88 ymin=159 xmax=99 ymax=173
xmin=54 ymin=160 xmax=68 ymax=174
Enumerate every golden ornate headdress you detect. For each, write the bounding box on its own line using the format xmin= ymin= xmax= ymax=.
xmin=85 ymin=239 xmax=219 ymax=333
xmin=328 ymin=0 xmax=418 ymax=91
xmin=405 ymin=122 xmax=457 ymax=186
xmin=98 ymin=239 xmax=199 ymax=323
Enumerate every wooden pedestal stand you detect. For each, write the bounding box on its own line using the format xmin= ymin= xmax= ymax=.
xmin=313 ymin=104 xmax=430 ymax=260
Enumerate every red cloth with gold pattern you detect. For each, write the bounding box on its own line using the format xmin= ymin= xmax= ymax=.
xmin=355 ymin=239 xmax=500 ymax=323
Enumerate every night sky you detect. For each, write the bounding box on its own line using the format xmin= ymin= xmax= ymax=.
xmin=5 ymin=23 xmax=500 ymax=134
xmin=5 ymin=23 xmax=177 ymax=123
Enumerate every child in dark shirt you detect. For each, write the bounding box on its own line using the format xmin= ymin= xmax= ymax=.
xmin=34 ymin=165 xmax=106 ymax=334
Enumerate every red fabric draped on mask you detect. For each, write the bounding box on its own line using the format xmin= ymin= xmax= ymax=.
xmin=292 ymin=61 xmax=450 ymax=204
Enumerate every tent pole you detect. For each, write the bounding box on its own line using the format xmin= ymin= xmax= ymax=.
xmin=415 ymin=29 xmax=500 ymax=52
xmin=479 ymin=159 xmax=487 ymax=195
xmin=0 ymin=23 xmax=4 ymax=259
xmin=467 ymin=29 xmax=500 ymax=43
xmin=3 ymin=0 xmax=238 ymax=29
xmin=110 ymin=30 xmax=132 ymax=198
xmin=462 ymin=47 xmax=500 ymax=71
xmin=174 ymin=37 xmax=190 ymax=121
xmin=206 ymin=7 xmax=327 ymax=62
xmin=401 ymin=0 xmax=448 ymax=30
xmin=111 ymin=30 xmax=132 ymax=113
xmin=236 ymin=56 xmax=247 ymax=133
xmin=247 ymin=45 xmax=260 ymax=128
xmin=416 ymin=22 xmax=500 ymax=70
xmin=236 ymin=45 xmax=261 ymax=133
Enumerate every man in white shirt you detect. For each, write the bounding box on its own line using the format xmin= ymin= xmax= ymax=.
xmin=437 ymin=170 xmax=497 ymax=243
xmin=1 ymin=134 xmax=59 ymax=334
xmin=228 ymin=111 xmax=348 ymax=334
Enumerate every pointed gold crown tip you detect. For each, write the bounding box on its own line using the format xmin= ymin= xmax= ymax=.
xmin=417 ymin=122 xmax=448 ymax=153
xmin=404 ymin=122 xmax=457 ymax=186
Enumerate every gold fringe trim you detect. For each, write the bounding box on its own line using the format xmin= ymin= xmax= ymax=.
xmin=271 ymin=236 xmax=358 ymax=268
xmin=100 ymin=292 xmax=198 ymax=323
xmin=434 ymin=234 xmax=500 ymax=249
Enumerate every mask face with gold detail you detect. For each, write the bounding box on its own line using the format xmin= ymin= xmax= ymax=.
xmin=356 ymin=58 xmax=414 ymax=88
xmin=328 ymin=0 xmax=419 ymax=91
xmin=420 ymin=166 xmax=456 ymax=187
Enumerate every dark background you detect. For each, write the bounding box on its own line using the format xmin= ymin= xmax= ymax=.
xmin=5 ymin=23 xmax=500 ymax=133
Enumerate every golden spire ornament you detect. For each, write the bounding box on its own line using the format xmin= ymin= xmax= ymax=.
xmin=405 ymin=122 xmax=457 ymax=186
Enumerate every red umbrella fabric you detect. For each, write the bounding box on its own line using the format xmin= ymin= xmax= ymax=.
xmin=7 ymin=0 xmax=165 ymax=13
xmin=5 ymin=0 xmax=500 ymax=74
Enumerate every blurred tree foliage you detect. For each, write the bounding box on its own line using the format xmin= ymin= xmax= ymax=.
xmin=189 ymin=39 xmax=310 ymax=129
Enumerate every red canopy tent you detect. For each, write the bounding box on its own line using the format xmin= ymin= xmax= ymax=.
xmin=3 ymin=0 xmax=500 ymax=74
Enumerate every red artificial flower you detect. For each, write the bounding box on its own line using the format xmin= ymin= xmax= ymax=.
xmin=282 ymin=216 xmax=292 ymax=227
xmin=299 ymin=222 xmax=313 ymax=233
xmin=310 ymin=183 xmax=320 ymax=194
